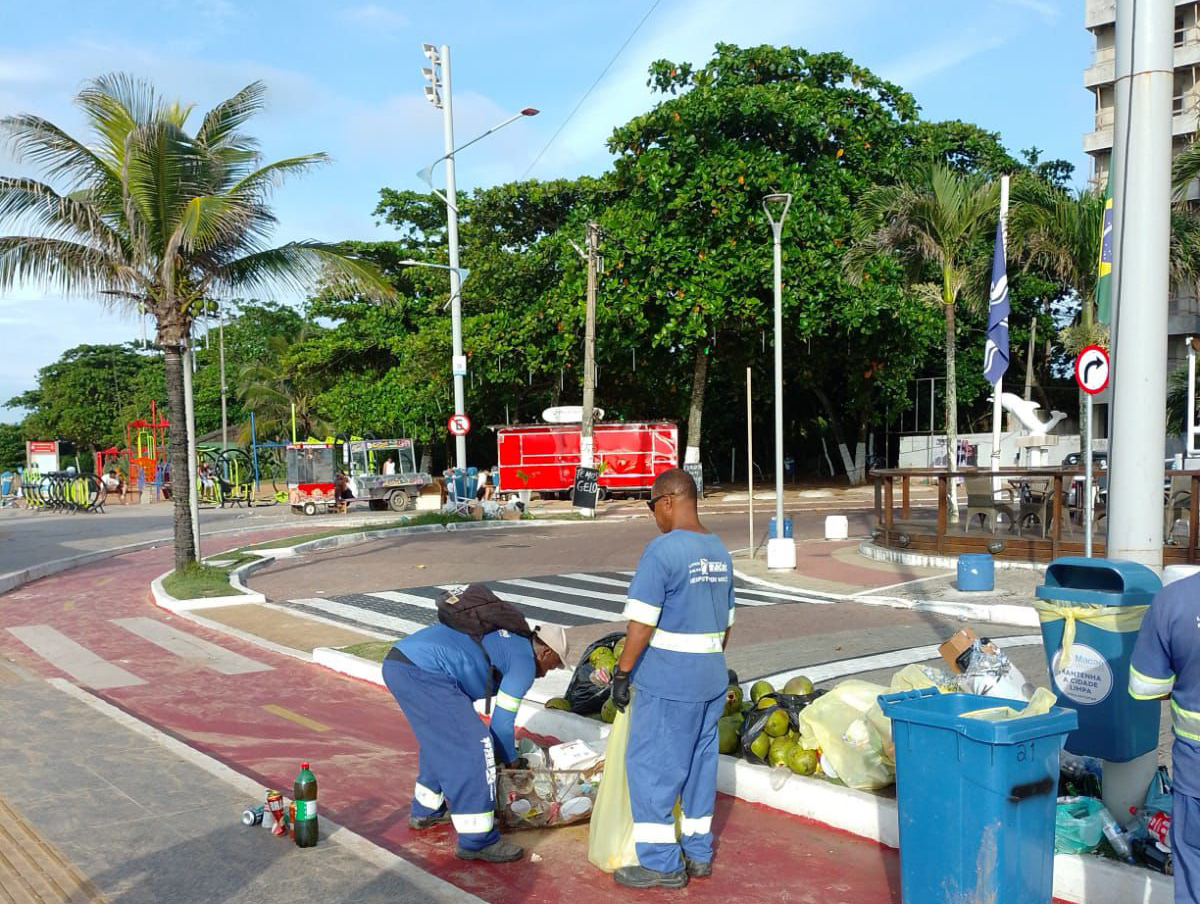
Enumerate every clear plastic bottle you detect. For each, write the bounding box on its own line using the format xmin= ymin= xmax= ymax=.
xmin=1098 ymin=806 xmax=1136 ymax=863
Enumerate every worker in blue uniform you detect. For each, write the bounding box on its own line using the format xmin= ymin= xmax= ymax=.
xmin=381 ymin=609 xmax=570 ymax=863
xmin=1129 ymin=572 xmax=1200 ymax=902
xmin=610 ymin=468 xmax=735 ymax=890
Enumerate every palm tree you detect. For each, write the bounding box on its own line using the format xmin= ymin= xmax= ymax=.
xmin=237 ymin=331 xmax=329 ymax=443
xmin=846 ymin=163 xmax=999 ymax=514
xmin=0 ymin=75 xmax=392 ymax=569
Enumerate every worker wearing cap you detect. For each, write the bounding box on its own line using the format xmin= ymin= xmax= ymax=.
xmin=1130 ymin=573 xmax=1200 ymax=902
xmin=610 ymin=468 xmax=735 ymax=890
xmin=382 ymin=609 xmax=570 ymax=864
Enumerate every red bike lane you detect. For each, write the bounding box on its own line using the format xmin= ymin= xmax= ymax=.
xmin=0 ymin=538 xmax=901 ymax=904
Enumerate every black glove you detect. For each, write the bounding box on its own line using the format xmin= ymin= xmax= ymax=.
xmin=611 ymin=668 xmax=631 ymax=712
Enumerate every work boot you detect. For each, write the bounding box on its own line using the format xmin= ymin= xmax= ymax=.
xmin=408 ymin=808 xmax=451 ymax=831
xmin=683 ymin=856 xmax=712 ymax=879
xmin=455 ymin=839 xmax=524 ymax=863
xmin=614 ymin=865 xmax=689 ymax=889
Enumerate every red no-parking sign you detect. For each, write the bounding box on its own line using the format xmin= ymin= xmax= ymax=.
xmin=447 ymin=414 xmax=471 ymax=436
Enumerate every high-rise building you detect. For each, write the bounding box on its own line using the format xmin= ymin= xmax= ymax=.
xmin=1085 ymin=0 xmax=1200 ymax=367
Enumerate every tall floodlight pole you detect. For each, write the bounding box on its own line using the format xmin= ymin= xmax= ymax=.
xmin=182 ymin=337 xmax=201 ymax=563
xmin=763 ymin=194 xmax=794 ymax=570
xmin=218 ymin=300 xmax=228 ymax=451
xmin=422 ymin=45 xmax=537 ymax=469
xmin=1103 ymin=0 xmax=1172 ymax=827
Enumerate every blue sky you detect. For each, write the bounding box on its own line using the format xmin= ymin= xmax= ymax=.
xmin=0 ymin=0 xmax=1091 ymax=423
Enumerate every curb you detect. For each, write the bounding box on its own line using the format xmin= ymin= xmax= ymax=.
xmin=858 ymin=539 xmax=1046 ymax=573
xmin=733 ymin=568 xmax=1041 ymax=628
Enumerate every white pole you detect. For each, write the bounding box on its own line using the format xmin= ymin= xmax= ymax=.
xmin=1085 ymin=391 xmax=1094 ymax=557
xmin=1106 ymin=0 xmax=1171 ymax=571
xmin=1187 ymin=337 xmax=1197 ymax=456
xmin=182 ymin=340 xmax=201 ymax=564
xmin=747 ymin=366 xmax=754 ymax=559
xmin=763 ymin=195 xmax=794 ymax=570
xmin=991 ymin=175 xmax=1010 ymax=484
xmin=441 ymin=44 xmax=467 ymax=471
xmin=577 ymin=221 xmax=598 ymax=518
xmin=218 ymin=301 xmax=228 ymax=451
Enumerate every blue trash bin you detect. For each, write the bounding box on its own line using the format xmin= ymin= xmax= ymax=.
xmin=879 ymin=688 xmax=1077 ymax=904
xmin=768 ymin=516 xmax=793 ymax=539
xmin=0 ymin=472 xmax=11 ymax=496
xmin=1034 ymin=557 xmax=1161 ymax=762
xmin=956 ymin=553 xmax=994 ymax=592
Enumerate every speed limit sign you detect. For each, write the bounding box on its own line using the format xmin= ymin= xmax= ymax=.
xmin=447 ymin=414 xmax=471 ymax=436
xmin=1074 ymin=346 xmax=1110 ymax=395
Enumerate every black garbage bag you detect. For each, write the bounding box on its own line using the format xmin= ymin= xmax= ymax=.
xmin=739 ymin=690 xmax=826 ymax=765
xmin=564 ymin=631 xmax=626 ymax=714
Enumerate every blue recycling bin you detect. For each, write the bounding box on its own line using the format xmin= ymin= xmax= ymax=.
xmin=1034 ymin=557 xmax=1161 ymax=762
xmin=956 ymin=553 xmax=994 ymax=592
xmin=0 ymin=472 xmax=11 ymax=496
xmin=768 ymin=516 xmax=793 ymax=539
xmin=879 ymin=689 xmax=1077 ymax=904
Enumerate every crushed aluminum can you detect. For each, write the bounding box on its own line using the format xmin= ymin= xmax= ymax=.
xmin=241 ymin=805 xmax=264 ymax=826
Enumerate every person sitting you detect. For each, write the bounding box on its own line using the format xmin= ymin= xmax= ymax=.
xmin=101 ymin=469 xmax=126 ymax=504
xmin=335 ymin=471 xmax=354 ymax=513
xmin=475 ymin=469 xmax=493 ymax=502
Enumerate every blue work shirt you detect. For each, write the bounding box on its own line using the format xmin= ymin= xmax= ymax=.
xmin=1130 ymin=573 xmax=1200 ymax=797
xmin=396 ymin=624 xmax=535 ymax=764
xmin=623 ymin=529 xmax=735 ymax=703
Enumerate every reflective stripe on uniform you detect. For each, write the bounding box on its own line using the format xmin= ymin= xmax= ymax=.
xmin=680 ymin=814 xmax=712 ymax=836
xmin=413 ymin=782 xmax=444 ymax=810
xmin=1129 ymin=666 xmax=1175 ymax=701
xmin=632 ymin=821 xmax=677 ymax=845
xmin=624 ymin=598 xmax=662 ymax=626
xmin=649 ymin=629 xmax=723 ymax=654
xmin=1173 ymin=700 xmax=1200 ymax=742
xmin=451 ymin=811 xmax=495 ymax=834
xmin=727 ymin=606 xmax=736 ymax=628
xmin=495 ymin=690 xmax=522 ymax=713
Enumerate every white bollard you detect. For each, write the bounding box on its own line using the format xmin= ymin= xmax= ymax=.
xmin=825 ymin=514 xmax=849 ymax=540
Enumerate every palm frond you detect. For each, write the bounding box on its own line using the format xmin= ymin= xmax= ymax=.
xmin=215 ymin=241 xmax=396 ymax=302
xmin=1174 ymin=135 xmax=1200 ymax=202
xmin=196 ymin=81 xmax=267 ymax=153
xmin=226 ymin=154 xmax=331 ymax=200
xmin=0 ymin=177 xmax=125 ymax=253
xmin=0 ymin=114 xmax=113 ymax=190
xmin=0 ymin=235 xmax=138 ymax=297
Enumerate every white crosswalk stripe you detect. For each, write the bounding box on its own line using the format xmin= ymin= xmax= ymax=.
xmin=112 ymin=617 xmax=271 ymax=675
xmin=368 ymin=590 xmax=568 ymax=631
xmin=7 ymin=625 xmax=146 ymax=689
xmin=291 ymin=598 xmax=428 ymax=635
xmin=436 ymin=585 xmax=622 ymax=624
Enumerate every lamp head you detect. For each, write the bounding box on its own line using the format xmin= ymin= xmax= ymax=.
xmin=521 ymin=108 xmax=540 ymax=117
xmin=423 ymin=85 xmax=441 ymax=108
xmin=422 ymin=43 xmax=439 ymax=61
xmin=762 ymin=192 xmax=793 ymax=228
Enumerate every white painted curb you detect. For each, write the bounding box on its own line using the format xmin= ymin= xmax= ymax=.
xmin=150 ymin=569 xmax=266 ymax=610
xmin=859 ymin=539 xmax=1046 ymax=573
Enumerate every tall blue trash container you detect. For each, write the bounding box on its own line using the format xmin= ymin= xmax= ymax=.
xmin=768 ymin=516 xmax=793 ymax=539
xmin=1034 ymin=557 xmax=1161 ymax=762
xmin=956 ymin=553 xmax=994 ymax=592
xmin=879 ymin=689 xmax=1077 ymax=904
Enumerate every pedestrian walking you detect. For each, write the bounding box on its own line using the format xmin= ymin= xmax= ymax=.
xmin=1129 ymin=572 xmax=1200 ymax=903
xmin=381 ymin=592 xmax=571 ymax=863
xmin=610 ymin=468 xmax=735 ymax=889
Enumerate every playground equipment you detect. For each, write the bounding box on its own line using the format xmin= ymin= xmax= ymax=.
xmin=94 ymin=403 xmax=171 ymax=501
xmin=195 ymin=446 xmax=261 ymax=507
xmin=23 ymin=471 xmax=109 ymax=513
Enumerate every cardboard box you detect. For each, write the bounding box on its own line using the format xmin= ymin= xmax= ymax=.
xmin=939 ymin=628 xmax=997 ymax=674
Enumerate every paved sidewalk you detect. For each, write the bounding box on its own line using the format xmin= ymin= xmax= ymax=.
xmin=0 ymin=657 xmax=474 ymax=904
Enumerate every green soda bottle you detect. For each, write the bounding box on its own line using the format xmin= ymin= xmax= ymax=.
xmin=293 ymin=762 xmax=318 ymax=848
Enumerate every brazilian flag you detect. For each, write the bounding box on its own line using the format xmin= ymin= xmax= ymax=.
xmin=1096 ymin=172 xmax=1113 ymax=324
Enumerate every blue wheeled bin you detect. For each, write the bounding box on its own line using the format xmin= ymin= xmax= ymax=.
xmin=956 ymin=553 xmax=994 ymax=592
xmin=1034 ymin=557 xmax=1161 ymax=762
xmin=879 ymin=689 xmax=1077 ymax=904
xmin=768 ymin=516 xmax=793 ymax=539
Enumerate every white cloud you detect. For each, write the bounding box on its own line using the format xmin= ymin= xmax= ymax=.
xmin=341 ymin=4 xmax=409 ymax=36
xmin=995 ymin=0 xmax=1060 ymax=23
xmin=879 ymin=30 xmax=1010 ymax=87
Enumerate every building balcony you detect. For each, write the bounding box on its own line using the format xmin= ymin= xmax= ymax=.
xmin=1086 ymin=106 xmax=1200 ymax=156
xmin=1084 ymin=48 xmax=1115 ymax=87
xmin=1085 ymin=0 xmax=1116 ymax=30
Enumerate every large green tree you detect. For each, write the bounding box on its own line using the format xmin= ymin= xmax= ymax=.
xmin=0 ymin=75 xmax=391 ymax=568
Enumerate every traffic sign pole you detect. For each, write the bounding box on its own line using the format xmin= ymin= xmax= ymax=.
xmin=1074 ymin=345 xmax=1110 ymax=558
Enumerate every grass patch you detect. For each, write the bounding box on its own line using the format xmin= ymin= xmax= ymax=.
xmin=231 ymin=512 xmax=478 ymax=555
xmin=163 ymin=563 xmax=241 ymax=600
xmin=337 ymin=640 xmax=397 ymax=662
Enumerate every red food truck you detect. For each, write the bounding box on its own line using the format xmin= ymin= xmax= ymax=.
xmin=495 ymin=421 xmax=678 ymax=500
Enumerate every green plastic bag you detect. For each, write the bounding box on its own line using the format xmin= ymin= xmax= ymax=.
xmin=1055 ymin=796 xmax=1105 ymax=854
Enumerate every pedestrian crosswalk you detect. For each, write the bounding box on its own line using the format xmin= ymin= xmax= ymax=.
xmin=279 ymin=571 xmax=822 ymax=639
xmin=6 ymin=619 xmax=274 ymax=688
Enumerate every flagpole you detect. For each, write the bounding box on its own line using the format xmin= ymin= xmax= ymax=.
xmin=991 ymin=175 xmax=1010 ymax=480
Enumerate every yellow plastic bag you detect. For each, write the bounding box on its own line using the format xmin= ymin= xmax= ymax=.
xmin=798 ymin=680 xmax=895 ymax=790
xmin=962 ymin=686 xmax=1058 ymax=721
xmin=587 ymin=707 xmax=638 ymax=872
xmin=586 ymin=699 xmax=681 ymax=873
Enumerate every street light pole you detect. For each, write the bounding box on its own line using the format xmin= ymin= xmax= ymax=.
xmin=218 ymin=300 xmax=228 ymax=451
xmin=763 ymin=194 xmax=794 ymax=570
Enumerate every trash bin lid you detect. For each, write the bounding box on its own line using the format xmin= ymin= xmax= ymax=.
xmin=1035 ymin=557 xmax=1161 ymax=606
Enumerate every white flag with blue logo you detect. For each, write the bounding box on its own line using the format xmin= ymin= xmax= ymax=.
xmin=983 ymin=216 xmax=1009 ymax=386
